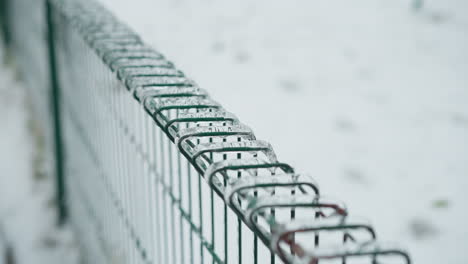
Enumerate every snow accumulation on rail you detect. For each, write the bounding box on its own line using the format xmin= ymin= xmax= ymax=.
xmin=95 ymin=0 xmax=468 ymax=263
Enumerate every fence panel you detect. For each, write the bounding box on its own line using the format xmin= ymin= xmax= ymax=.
xmin=5 ymin=0 xmax=412 ymax=263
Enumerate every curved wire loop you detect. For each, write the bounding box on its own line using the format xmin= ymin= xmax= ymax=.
xmin=271 ymin=216 xmax=377 ymax=262
xmin=299 ymin=242 xmax=411 ymax=264
xmin=242 ymin=195 xmax=347 ymax=249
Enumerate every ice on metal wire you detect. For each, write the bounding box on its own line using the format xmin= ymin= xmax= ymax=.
xmin=271 ymin=216 xmax=377 ymax=261
xmin=96 ymin=43 xmax=153 ymax=58
xmin=104 ymin=51 xmax=164 ymax=66
xmin=244 ymin=195 xmax=348 ymax=226
xmin=174 ymin=123 xmax=255 ymax=151
xmin=126 ymin=76 xmax=193 ymax=91
xmin=117 ymin=66 xmax=181 ymax=81
xmin=102 ymin=47 xmax=156 ymax=62
xmin=133 ymin=86 xmax=207 ymax=103
xmin=161 ymin=110 xmax=238 ymax=132
xmin=188 ymin=140 xmax=276 ymax=161
xmin=186 ymin=140 xmax=277 ymax=173
xmin=109 ymin=57 xmax=173 ymax=72
xmin=204 ymin=158 xmax=294 ymax=192
xmin=121 ymin=69 xmax=184 ymax=89
xmin=225 ymin=173 xmax=320 ymax=204
xmin=295 ymin=241 xmax=411 ymax=264
xmin=145 ymin=96 xmax=220 ymax=118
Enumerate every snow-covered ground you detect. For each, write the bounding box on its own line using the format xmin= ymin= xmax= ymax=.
xmin=0 ymin=46 xmax=79 ymax=264
xmin=95 ymin=0 xmax=468 ymax=263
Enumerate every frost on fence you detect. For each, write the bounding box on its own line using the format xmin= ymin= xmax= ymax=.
xmin=50 ymin=0 xmax=411 ymax=263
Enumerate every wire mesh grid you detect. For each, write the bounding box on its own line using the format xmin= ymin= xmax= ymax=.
xmin=5 ymin=0 xmax=412 ymax=263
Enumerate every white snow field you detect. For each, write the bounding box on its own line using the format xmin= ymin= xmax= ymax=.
xmin=0 ymin=47 xmax=79 ymax=263
xmin=96 ymin=0 xmax=468 ymax=263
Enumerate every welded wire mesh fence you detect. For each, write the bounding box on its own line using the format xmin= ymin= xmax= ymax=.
xmin=3 ymin=0 xmax=412 ymax=263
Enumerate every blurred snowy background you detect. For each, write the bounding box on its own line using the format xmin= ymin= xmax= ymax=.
xmin=0 ymin=0 xmax=467 ymax=263
xmin=0 ymin=44 xmax=79 ymax=263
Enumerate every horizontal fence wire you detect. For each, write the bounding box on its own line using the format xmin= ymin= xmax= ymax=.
xmin=7 ymin=0 xmax=412 ymax=263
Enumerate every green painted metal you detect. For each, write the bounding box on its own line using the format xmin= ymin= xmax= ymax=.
xmin=0 ymin=0 xmax=11 ymax=50
xmin=412 ymin=0 xmax=424 ymax=11
xmin=45 ymin=0 xmax=67 ymax=225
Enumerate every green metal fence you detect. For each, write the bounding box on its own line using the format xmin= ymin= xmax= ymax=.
xmin=3 ymin=0 xmax=412 ymax=263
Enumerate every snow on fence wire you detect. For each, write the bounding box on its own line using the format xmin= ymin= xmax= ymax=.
xmin=4 ymin=0 xmax=412 ymax=263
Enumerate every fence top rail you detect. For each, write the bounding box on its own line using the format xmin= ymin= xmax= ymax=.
xmin=49 ymin=0 xmax=411 ymax=263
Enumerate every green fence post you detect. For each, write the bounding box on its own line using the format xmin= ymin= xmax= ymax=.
xmin=46 ymin=0 xmax=67 ymax=225
xmin=412 ymin=0 xmax=424 ymax=11
xmin=1 ymin=0 xmax=11 ymax=52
